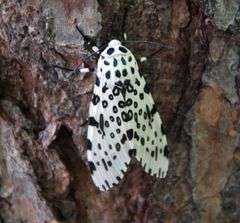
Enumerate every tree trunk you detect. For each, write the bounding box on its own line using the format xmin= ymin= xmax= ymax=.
xmin=0 ymin=0 xmax=239 ymax=222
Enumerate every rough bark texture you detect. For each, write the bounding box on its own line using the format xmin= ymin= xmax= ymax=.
xmin=0 ymin=0 xmax=240 ymax=223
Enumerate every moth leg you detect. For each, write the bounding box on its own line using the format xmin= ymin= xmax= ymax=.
xmin=140 ymin=57 xmax=147 ymax=63
xmin=50 ymin=64 xmax=90 ymax=74
xmin=123 ymin=32 xmax=127 ymax=41
xmin=74 ymin=67 xmax=90 ymax=74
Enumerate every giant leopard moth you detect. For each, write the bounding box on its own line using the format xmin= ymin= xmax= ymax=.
xmin=86 ymin=39 xmax=169 ymax=191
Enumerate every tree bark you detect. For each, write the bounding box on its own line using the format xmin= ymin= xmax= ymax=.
xmin=0 ymin=0 xmax=240 ymax=223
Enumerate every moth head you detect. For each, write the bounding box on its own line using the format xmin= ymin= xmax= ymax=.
xmin=108 ymin=39 xmax=121 ymax=47
xmin=101 ymin=39 xmax=129 ymax=58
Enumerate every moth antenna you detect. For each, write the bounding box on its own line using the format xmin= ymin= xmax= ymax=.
xmin=75 ymin=25 xmax=91 ymax=43
xmin=146 ymin=47 xmax=165 ymax=60
xmin=122 ymin=40 xmax=173 ymax=49
xmin=75 ymin=25 xmax=96 ymax=48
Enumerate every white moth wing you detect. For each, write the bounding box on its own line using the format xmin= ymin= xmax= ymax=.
xmin=121 ymin=48 xmax=169 ymax=178
xmin=131 ymin=77 xmax=169 ymax=177
xmin=87 ymin=39 xmax=169 ymax=191
xmin=87 ymin=42 xmax=134 ymax=191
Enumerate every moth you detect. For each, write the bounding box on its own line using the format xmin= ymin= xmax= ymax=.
xmin=86 ymin=39 xmax=169 ymax=191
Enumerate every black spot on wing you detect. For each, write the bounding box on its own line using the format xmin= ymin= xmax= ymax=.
xmin=121 ymin=57 xmax=127 ymax=65
xmin=151 ymin=151 xmax=154 ymax=157
xmin=102 ymin=159 xmax=108 ymax=170
xmin=122 ymin=69 xmax=128 ymax=77
xmin=146 ymin=105 xmax=151 ymax=119
xmin=107 ymin=47 xmax=114 ymax=55
xmin=105 ymin=180 xmax=111 ymax=189
xmin=125 ymin=82 xmax=134 ymax=93
xmin=113 ymin=106 xmax=118 ymax=113
xmin=92 ymin=94 xmax=100 ymax=105
xmin=86 ymin=139 xmax=92 ymax=150
xmin=119 ymin=46 xmax=127 ymax=53
xmin=120 ymin=134 xmax=127 ymax=144
xmin=139 ymin=93 xmax=144 ymax=100
xmin=134 ymin=131 xmax=140 ymax=141
xmin=121 ymin=110 xmax=133 ymax=122
xmin=110 ymin=132 xmax=115 ymax=138
xmin=135 ymin=78 xmax=140 ymax=86
xmin=99 ymin=114 xmax=105 ymax=134
xmin=104 ymin=60 xmax=110 ymax=65
xmin=131 ymin=67 xmax=135 ymax=74
xmin=116 ymin=116 xmax=121 ymax=126
xmin=89 ymin=117 xmax=99 ymax=127
xmin=151 ymin=104 xmax=157 ymax=116
xmin=115 ymin=70 xmax=121 ymax=78
xmin=144 ymin=83 xmax=150 ymax=94
xmin=134 ymin=101 xmax=138 ymax=108
xmin=128 ymin=110 xmax=133 ymax=121
xmin=134 ymin=112 xmax=138 ymax=122
xmin=113 ymin=86 xmax=120 ymax=96
xmin=126 ymin=98 xmax=133 ymax=106
xmin=143 ymin=112 xmax=147 ymax=120
xmin=137 ymin=123 xmax=141 ymax=129
xmin=102 ymin=83 xmax=109 ymax=93
xmin=102 ymin=100 xmax=108 ymax=108
xmin=105 ymin=120 xmax=109 ymax=127
xmin=113 ymin=58 xmax=118 ymax=67
xmin=155 ymin=147 xmax=158 ymax=161
xmin=126 ymin=129 xmax=133 ymax=140
xmin=118 ymin=100 xmax=125 ymax=108
xmin=109 ymin=94 xmax=114 ymax=100
xmin=115 ymin=80 xmax=124 ymax=87
xmin=88 ymin=161 xmax=96 ymax=174
xmin=164 ymin=145 xmax=169 ymax=157
xmin=95 ymin=76 xmax=100 ymax=86
xmin=115 ymin=143 xmax=121 ymax=151
xmin=105 ymin=71 xmax=111 ymax=79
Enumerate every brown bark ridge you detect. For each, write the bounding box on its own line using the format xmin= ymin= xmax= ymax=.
xmin=0 ymin=0 xmax=239 ymax=222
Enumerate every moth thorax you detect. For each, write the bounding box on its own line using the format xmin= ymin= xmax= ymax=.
xmin=108 ymin=39 xmax=122 ymax=47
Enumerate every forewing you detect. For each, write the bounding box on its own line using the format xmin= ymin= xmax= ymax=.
xmin=87 ymin=62 xmax=134 ymax=191
xmin=127 ymin=68 xmax=169 ymax=178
